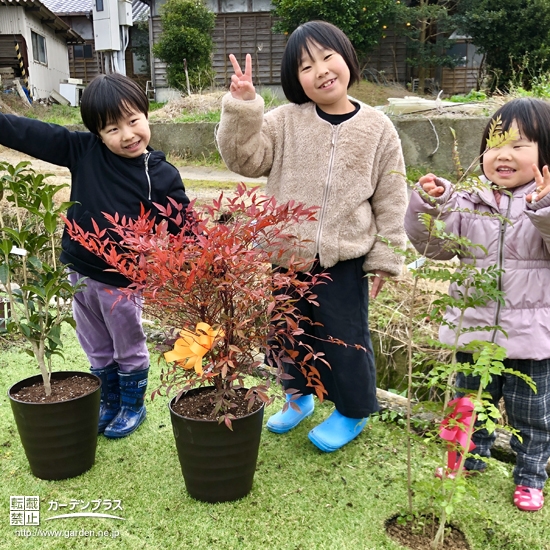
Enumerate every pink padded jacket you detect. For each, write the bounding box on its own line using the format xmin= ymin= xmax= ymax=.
xmin=405 ymin=178 xmax=550 ymax=360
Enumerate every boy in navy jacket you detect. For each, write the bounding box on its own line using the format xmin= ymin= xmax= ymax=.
xmin=0 ymin=73 xmax=189 ymax=438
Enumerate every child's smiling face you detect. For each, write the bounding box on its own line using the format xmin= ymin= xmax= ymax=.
xmin=297 ymin=40 xmax=354 ymax=115
xmin=483 ymin=120 xmax=539 ymax=189
xmin=99 ymin=106 xmax=151 ymax=158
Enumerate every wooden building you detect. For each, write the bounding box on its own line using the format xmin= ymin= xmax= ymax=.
xmin=209 ymin=2 xmax=286 ymax=87
xmin=438 ymin=32 xmax=484 ymax=95
xmin=149 ymin=0 xmax=482 ymax=100
xmin=148 ymin=0 xmax=285 ymax=100
xmin=363 ymin=28 xmax=408 ymax=85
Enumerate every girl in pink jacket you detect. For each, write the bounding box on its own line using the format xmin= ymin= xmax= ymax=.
xmin=405 ymin=97 xmax=550 ymax=512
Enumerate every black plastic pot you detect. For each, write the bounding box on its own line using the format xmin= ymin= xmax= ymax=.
xmin=169 ymin=386 xmax=265 ymax=503
xmin=8 ymin=371 xmax=101 ymax=480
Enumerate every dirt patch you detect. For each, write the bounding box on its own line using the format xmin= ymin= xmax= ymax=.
xmin=171 ymin=386 xmax=262 ymax=421
xmin=150 ymin=91 xmax=226 ymax=121
xmin=349 ymin=80 xmax=418 ymax=106
xmin=10 ymin=374 xmax=99 ymax=403
xmin=147 ymin=80 xmax=426 ymax=123
xmin=148 ymin=81 xmax=418 ymax=122
xmin=386 ymin=515 xmax=471 ymax=550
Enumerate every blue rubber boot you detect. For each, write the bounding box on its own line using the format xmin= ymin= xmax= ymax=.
xmin=93 ymin=363 xmax=120 ymax=434
xmin=308 ymin=409 xmax=367 ymax=452
xmin=104 ymin=367 xmax=148 ymax=439
xmin=266 ymin=394 xmax=314 ymax=434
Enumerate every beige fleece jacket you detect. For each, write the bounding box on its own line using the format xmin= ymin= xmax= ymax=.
xmin=216 ymin=93 xmax=408 ymax=276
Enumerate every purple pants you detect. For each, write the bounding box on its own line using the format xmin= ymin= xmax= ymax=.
xmin=68 ymin=271 xmax=149 ymax=373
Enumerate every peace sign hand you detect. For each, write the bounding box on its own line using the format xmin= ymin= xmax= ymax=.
xmin=527 ymin=164 xmax=550 ymax=205
xmin=229 ymin=54 xmax=256 ymax=101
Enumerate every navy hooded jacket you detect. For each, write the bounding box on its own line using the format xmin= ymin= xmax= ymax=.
xmin=0 ymin=114 xmax=189 ymax=287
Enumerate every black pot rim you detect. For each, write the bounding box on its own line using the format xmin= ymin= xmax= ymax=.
xmin=168 ymin=386 xmax=265 ymax=423
xmin=7 ymin=371 xmax=101 ymax=405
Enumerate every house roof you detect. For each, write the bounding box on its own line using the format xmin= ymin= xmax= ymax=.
xmin=41 ymin=0 xmax=91 ymax=13
xmin=132 ymin=0 xmax=149 ymax=22
xmin=41 ymin=0 xmax=150 ymax=21
xmin=0 ymin=0 xmax=84 ymax=42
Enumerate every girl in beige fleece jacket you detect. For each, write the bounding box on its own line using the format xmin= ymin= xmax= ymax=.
xmin=217 ymin=21 xmax=408 ymax=452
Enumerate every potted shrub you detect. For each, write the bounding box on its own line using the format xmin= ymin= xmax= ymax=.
xmin=1 ymin=161 xmax=100 ymax=480
xmin=65 ymin=184 xmax=344 ymax=502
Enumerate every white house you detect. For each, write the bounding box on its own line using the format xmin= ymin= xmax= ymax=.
xmin=0 ymin=0 xmax=83 ymax=100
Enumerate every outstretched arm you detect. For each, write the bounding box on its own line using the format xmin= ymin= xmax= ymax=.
xmin=0 ymin=113 xmax=87 ymax=168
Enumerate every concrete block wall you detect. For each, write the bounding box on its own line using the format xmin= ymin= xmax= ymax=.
xmin=149 ymin=122 xmax=219 ymax=161
xmin=395 ymin=116 xmax=490 ymax=174
xmin=147 ymin=116 xmax=491 ymax=174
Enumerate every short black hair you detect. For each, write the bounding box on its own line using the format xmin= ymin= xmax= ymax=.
xmin=280 ymin=20 xmax=360 ymax=105
xmin=480 ymin=97 xmax=550 ymax=174
xmin=80 ymin=73 xmax=149 ymax=135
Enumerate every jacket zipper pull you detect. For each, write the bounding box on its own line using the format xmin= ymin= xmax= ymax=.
xmin=144 ymin=152 xmax=152 ymax=200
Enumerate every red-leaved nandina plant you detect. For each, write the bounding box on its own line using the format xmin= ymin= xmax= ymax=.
xmin=64 ymin=184 xmax=348 ymax=427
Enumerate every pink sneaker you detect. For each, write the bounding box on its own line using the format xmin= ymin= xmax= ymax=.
xmin=513 ymin=485 xmax=544 ymax=511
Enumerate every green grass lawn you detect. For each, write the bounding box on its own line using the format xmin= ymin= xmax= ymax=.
xmin=1 ymin=329 xmax=549 ymax=550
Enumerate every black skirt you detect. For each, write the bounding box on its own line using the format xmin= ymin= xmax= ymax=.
xmin=272 ymin=256 xmax=378 ymax=418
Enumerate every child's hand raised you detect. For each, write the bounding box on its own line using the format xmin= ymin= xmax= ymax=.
xmin=527 ymin=164 xmax=550 ymax=204
xmin=228 ymin=54 xmax=256 ymax=101
xmin=418 ymin=173 xmax=445 ymax=197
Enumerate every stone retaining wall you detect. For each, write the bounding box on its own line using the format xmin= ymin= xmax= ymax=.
xmin=147 ymin=116 xmax=490 ymax=174
xmin=70 ymin=115 xmax=491 ymax=174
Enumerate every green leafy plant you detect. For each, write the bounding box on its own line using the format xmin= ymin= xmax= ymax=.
xmin=152 ymin=0 xmax=216 ymax=92
xmin=449 ymin=89 xmax=487 ymax=103
xmin=259 ymin=88 xmax=287 ymax=111
xmin=456 ymin=0 xmax=550 ymax=91
xmin=64 ymin=185 xmax=348 ymax=427
xmin=509 ymin=71 xmax=550 ymax=99
xmin=0 ymin=162 xmax=78 ymax=396
xmin=393 ymin=0 xmax=458 ymax=94
xmin=271 ymin=0 xmax=395 ymax=63
xmin=26 ymin=104 xmax=82 ymax=126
